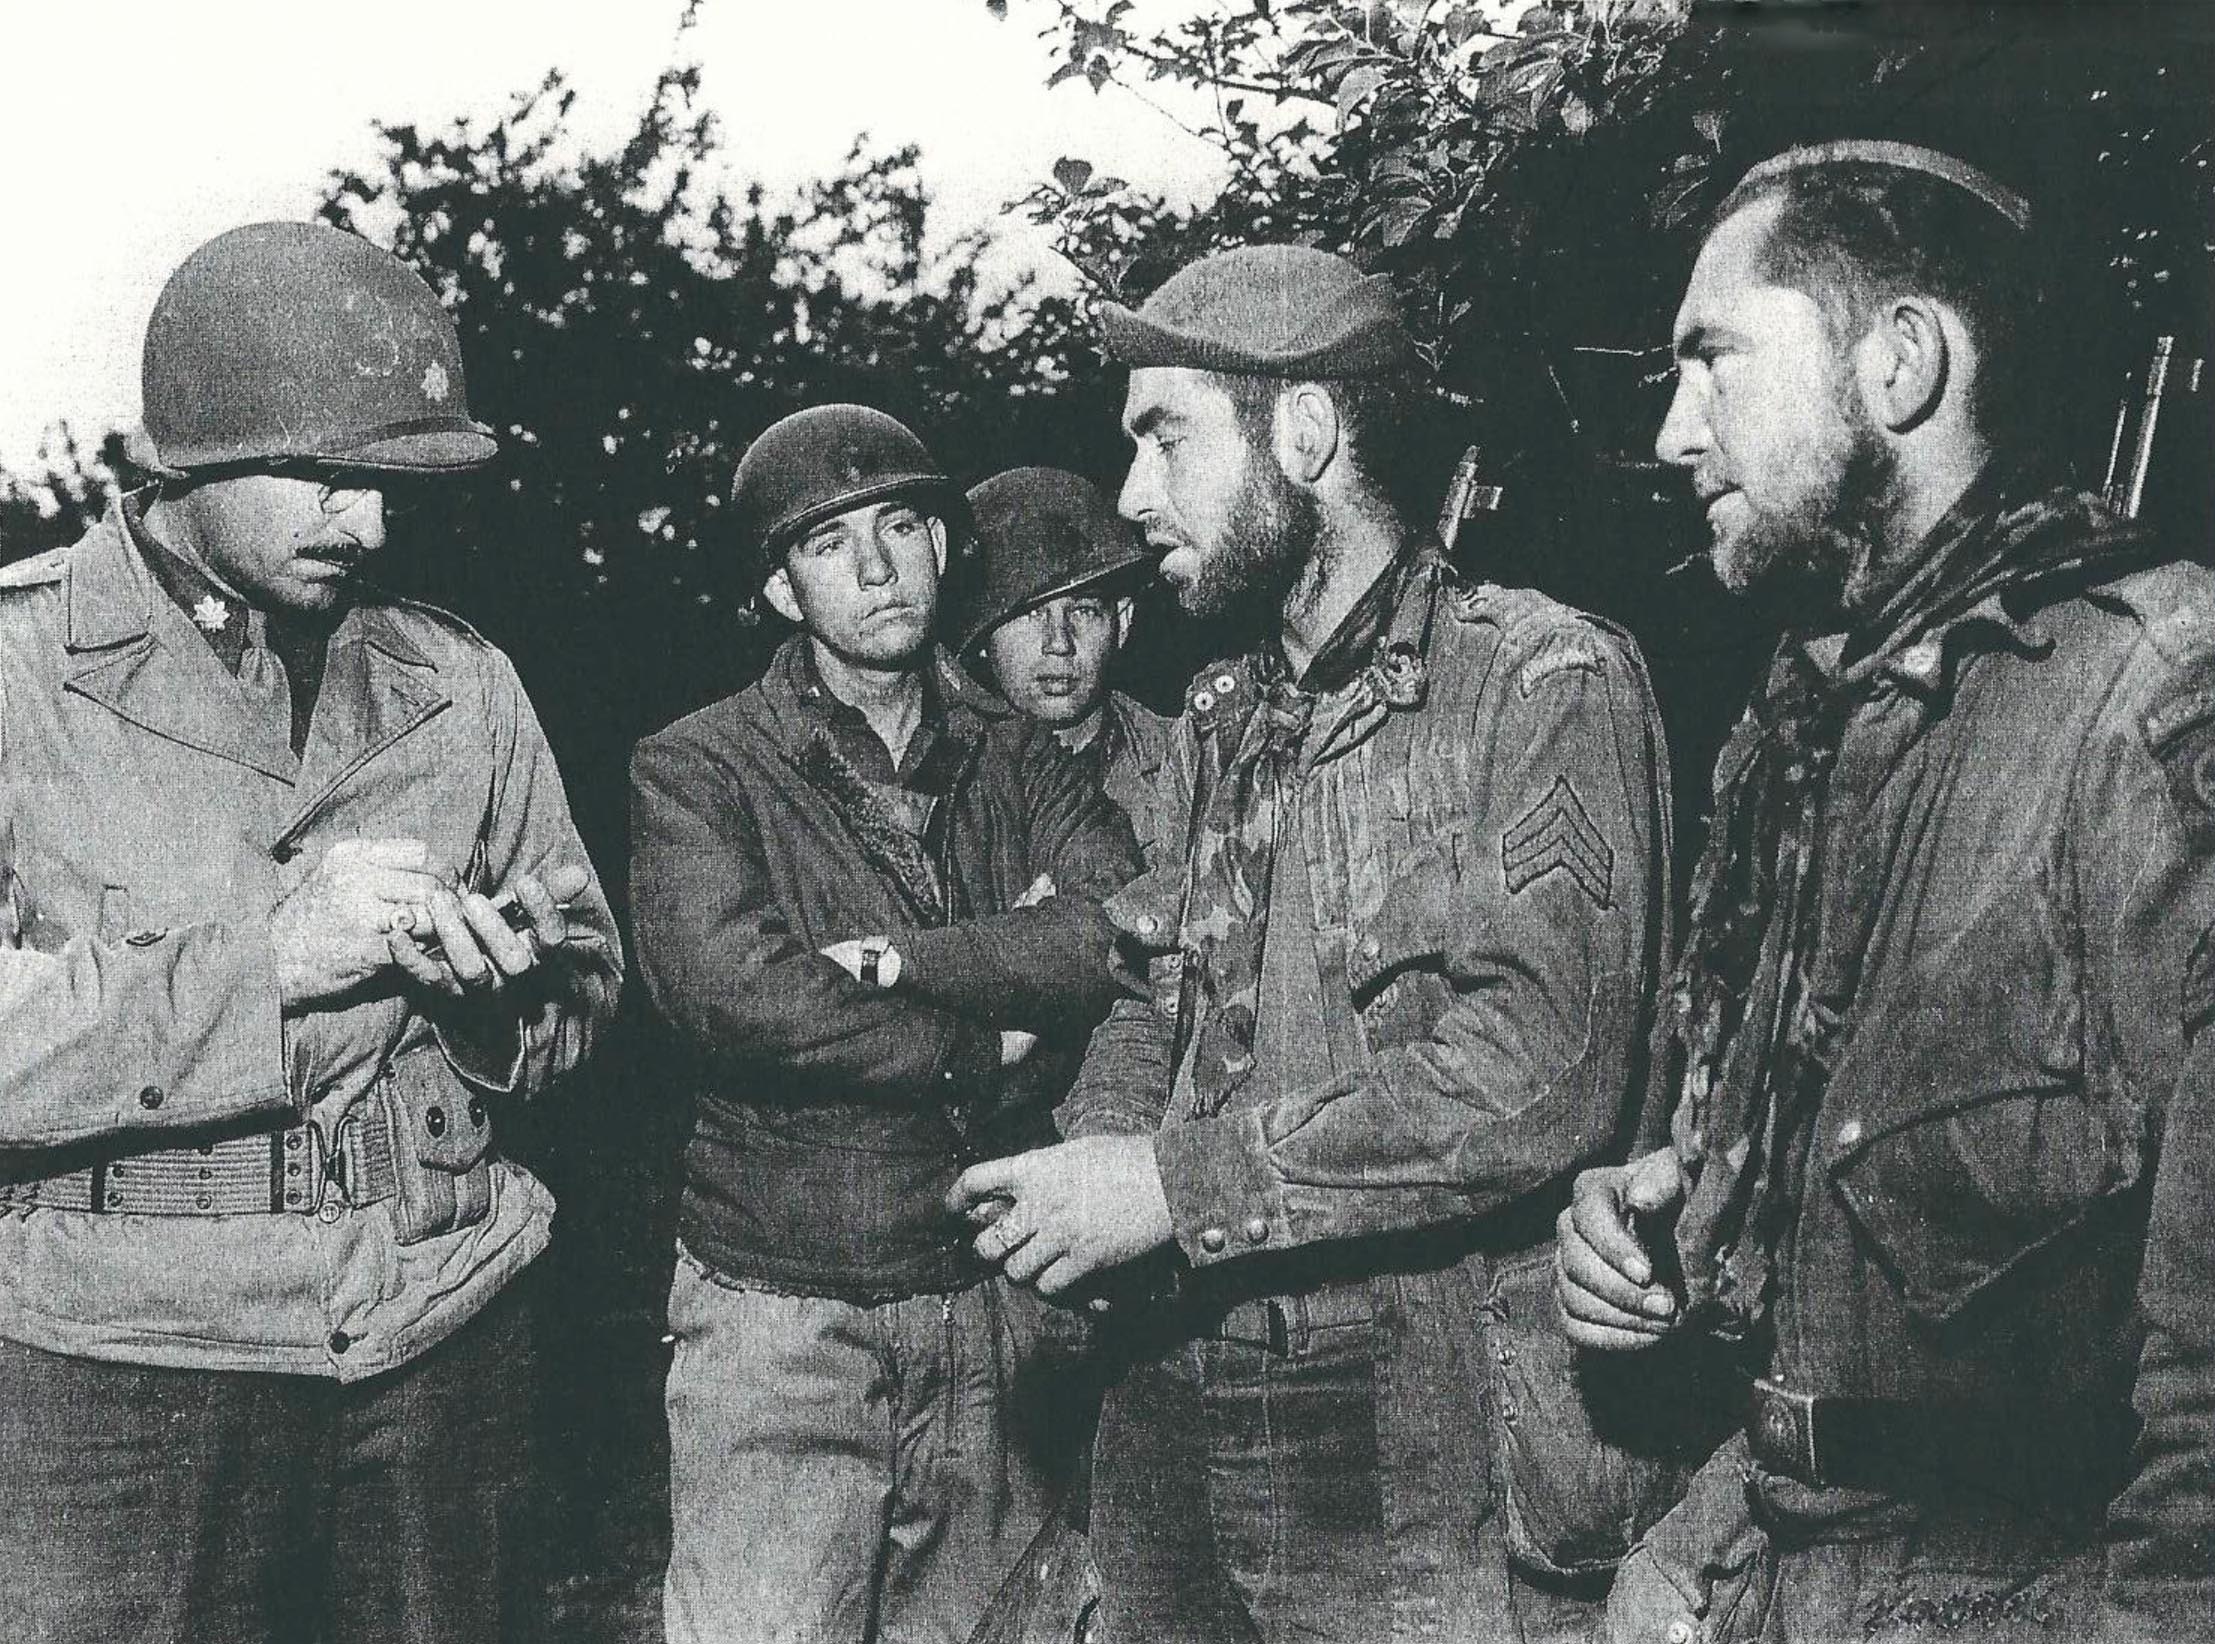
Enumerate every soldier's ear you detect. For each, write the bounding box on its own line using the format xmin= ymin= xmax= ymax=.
xmin=762 ymin=566 xmax=804 ymax=626
xmin=1279 ymin=383 xmax=1341 ymax=488
xmin=1860 ymin=293 xmax=1953 ymax=435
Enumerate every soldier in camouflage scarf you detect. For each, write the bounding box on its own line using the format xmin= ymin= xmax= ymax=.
xmin=1558 ymin=143 xmax=2215 ymax=1642
xmin=950 ymin=245 xmax=1671 ymax=1644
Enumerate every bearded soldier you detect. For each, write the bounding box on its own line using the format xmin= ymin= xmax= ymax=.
xmin=1558 ymin=142 xmax=2215 ymax=1642
xmin=953 ymin=246 xmax=1672 ymax=1643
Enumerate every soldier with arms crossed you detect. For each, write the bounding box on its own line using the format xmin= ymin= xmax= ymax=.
xmin=631 ymin=407 xmax=1142 ymax=1644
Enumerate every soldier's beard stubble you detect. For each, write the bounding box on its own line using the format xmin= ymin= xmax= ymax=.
xmin=1714 ymin=389 xmax=1898 ymax=627
xmin=1179 ymin=451 xmax=1325 ymax=624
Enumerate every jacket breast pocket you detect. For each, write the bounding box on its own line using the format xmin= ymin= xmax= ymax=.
xmin=1346 ymin=838 xmax=1463 ymax=1049
xmin=1827 ymin=1087 xmax=2143 ymax=1326
xmin=369 ymin=1047 xmax=496 ymax=1245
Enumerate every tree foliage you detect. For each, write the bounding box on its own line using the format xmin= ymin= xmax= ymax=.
xmin=996 ymin=0 xmax=2215 ymax=485
xmin=312 ymin=60 xmax=1113 ymax=750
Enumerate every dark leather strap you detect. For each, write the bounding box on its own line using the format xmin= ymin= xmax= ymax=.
xmin=1748 ymin=1375 xmax=2138 ymax=1497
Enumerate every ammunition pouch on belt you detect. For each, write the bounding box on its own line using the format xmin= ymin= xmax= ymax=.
xmin=364 ymin=1045 xmax=496 ymax=1244
xmin=0 ymin=1047 xmax=497 ymax=1246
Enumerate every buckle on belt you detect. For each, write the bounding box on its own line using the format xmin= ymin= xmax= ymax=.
xmin=1750 ymin=1376 xmax=1822 ymax=1485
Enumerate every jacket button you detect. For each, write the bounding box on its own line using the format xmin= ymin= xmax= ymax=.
xmin=424 ymin=1104 xmax=448 ymax=1139
xmin=1357 ymin=934 xmax=1382 ymax=962
xmin=1199 ymin=1227 xmax=1228 ymax=1254
xmin=317 ymin=1200 xmax=343 ymax=1225
xmin=1213 ymin=674 xmax=1236 ymax=694
xmin=1666 ymin=1623 xmax=1694 ymax=1644
xmin=329 ymin=1330 xmax=351 ymax=1354
xmin=1243 ymin=1217 xmax=1269 ymax=1245
xmin=137 ymin=1085 xmax=164 ymax=1111
xmin=271 ymin=841 xmax=300 ymax=864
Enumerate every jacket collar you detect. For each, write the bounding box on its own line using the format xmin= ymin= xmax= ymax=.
xmin=1290 ymin=537 xmax=1442 ymax=768
xmin=63 ymin=495 xmax=449 ymax=789
xmin=1792 ymin=471 xmax=2150 ymax=703
xmin=1105 ymin=690 xmax=1168 ymax=779
xmin=758 ymin=633 xmax=1002 ymax=783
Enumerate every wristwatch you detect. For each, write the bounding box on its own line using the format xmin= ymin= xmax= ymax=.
xmin=858 ymin=938 xmax=903 ymax=989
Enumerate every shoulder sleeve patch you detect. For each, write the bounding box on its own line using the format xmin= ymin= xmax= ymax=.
xmin=1518 ymin=626 xmax=1608 ymax=699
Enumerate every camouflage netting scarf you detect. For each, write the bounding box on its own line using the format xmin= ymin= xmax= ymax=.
xmin=1667 ymin=474 xmax=2154 ymax=1339
xmin=1182 ymin=665 xmax=1315 ymax=1113
xmin=1180 ymin=551 xmax=1426 ymax=1118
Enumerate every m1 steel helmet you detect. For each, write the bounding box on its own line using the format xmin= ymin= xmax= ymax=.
xmin=730 ymin=404 xmax=953 ymax=587
xmin=141 ymin=221 xmax=497 ymax=474
xmin=954 ymin=467 xmax=1150 ymax=653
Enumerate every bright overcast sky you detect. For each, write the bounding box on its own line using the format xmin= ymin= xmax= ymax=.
xmin=0 ymin=0 xmax=1233 ymax=470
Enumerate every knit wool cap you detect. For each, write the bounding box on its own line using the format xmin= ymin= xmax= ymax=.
xmin=1727 ymin=140 xmax=2032 ymax=231
xmin=1100 ymin=245 xmax=1414 ymax=379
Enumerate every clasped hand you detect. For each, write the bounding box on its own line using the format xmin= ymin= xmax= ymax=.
xmin=945 ymin=1135 xmax=1173 ymax=1297
xmin=271 ymin=838 xmax=589 ymax=1007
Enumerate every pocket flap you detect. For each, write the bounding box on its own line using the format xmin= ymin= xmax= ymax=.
xmin=1347 ymin=841 xmax=1460 ymax=999
xmin=1828 ymin=1087 xmax=2141 ymax=1325
xmin=385 ymin=1049 xmax=495 ymax=1176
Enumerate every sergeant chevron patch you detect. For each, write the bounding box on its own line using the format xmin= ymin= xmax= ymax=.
xmin=1502 ymin=775 xmax=1614 ymax=906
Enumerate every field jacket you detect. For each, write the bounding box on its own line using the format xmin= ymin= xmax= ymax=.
xmin=0 ymin=499 xmax=621 ymax=1381
xmin=1656 ymin=501 xmax=2215 ymax=1639
xmin=1070 ymin=546 xmax=1668 ymax=1253
xmin=1090 ymin=688 xmax=1175 ymax=869
xmin=631 ymin=636 xmax=1141 ymax=1301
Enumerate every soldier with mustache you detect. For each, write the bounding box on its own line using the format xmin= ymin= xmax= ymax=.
xmin=950 ymin=247 xmax=1673 ymax=1642
xmin=1557 ymin=142 xmax=2215 ymax=1642
xmin=0 ymin=221 xmax=622 ymax=1644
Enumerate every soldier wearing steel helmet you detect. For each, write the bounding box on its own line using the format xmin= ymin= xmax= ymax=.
xmin=0 ymin=221 xmax=622 ymax=1642
xmin=956 ymin=465 xmax=1176 ymax=868
xmin=629 ymin=405 xmax=1142 ymax=1644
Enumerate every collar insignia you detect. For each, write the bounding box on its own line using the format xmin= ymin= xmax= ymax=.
xmin=191 ymin=594 xmax=230 ymax=633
